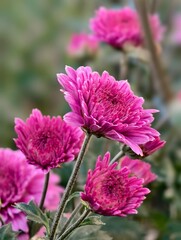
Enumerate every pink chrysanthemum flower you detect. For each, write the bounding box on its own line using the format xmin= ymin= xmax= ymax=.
xmin=121 ymin=156 xmax=157 ymax=185
xmin=140 ymin=137 xmax=166 ymax=157
xmin=14 ymin=109 xmax=84 ymax=171
xmin=80 ymin=152 xmax=150 ymax=217
xmin=0 ymin=148 xmax=63 ymax=239
xmin=67 ymin=33 xmax=99 ymax=58
xmin=57 ymin=66 xmax=159 ymax=155
xmin=90 ymin=7 xmax=164 ymax=49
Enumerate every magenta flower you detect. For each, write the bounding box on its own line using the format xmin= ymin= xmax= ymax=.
xmin=67 ymin=33 xmax=99 ymax=58
xmin=121 ymin=156 xmax=157 ymax=185
xmin=140 ymin=137 xmax=166 ymax=157
xmin=0 ymin=148 xmax=63 ymax=239
xmin=80 ymin=152 xmax=150 ymax=217
xmin=57 ymin=66 xmax=159 ymax=155
xmin=14 ymin=109 xmax=84 ymax=171
xmin=90 ymin=7 xmax=164 ymax=49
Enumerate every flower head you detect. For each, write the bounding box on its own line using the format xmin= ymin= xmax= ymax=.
xmin=57 ymin=66 xmax=159 ymax=155
xmin=14 ymin=109 xmax=84 ymax=171
xmin=0 ymin=148 xmax=63 ymax=238
xmin=90 ymin=7 xmax=164 ymax=49
xmin=81 ymin=152 xmax=150 ymax=217
xmin=121 ymin=156 xmax=157 ymax=185
xmin=67 ymin=33 xmax=99 ymax=58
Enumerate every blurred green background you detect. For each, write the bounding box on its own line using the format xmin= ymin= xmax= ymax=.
xmin=1 ymin=0 xmax=181 ymax=239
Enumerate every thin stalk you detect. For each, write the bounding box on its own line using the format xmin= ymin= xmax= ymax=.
xmin=29 ymin=172 xmax=50 ymax=237
xmin=119 ymin=53 xmax=128 ymax=79
xmin=149 ymin=0 xmax=158 ymax=13
xmin=57 ymin=209 xmax=91 ymax=240
xmin=58 ymin=203 xmax=83 ymax=236
xmin=110 ymin=149 xmax=124 ymax=164
xmin=134 ymin=0 xmax=173 ymax=103
xmin=39 ymin=172 xmax=50 ymax=210
xmin=50 ymin=133 xmax=92 ymax=240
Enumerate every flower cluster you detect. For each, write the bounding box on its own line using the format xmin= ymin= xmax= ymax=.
xmin=57 ymin=66 xmax=159 ymax=155
xmin=0 ymin=148 xmax=63 ymax=239
xmin=14 ymin=109 xmax=84 ymax=171
xmin=67 ymin=33 xmax=99 ymax=58
xmin=81 ymin=152 xmax=150 ymax=217
xmin=90 ymin=7 xmax=164 ymax=49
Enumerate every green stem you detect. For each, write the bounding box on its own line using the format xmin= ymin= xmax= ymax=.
xmin=134 ymin=0 xmax=173 ymax=103
xmin=57 ymin=209 xmax=91 ymax=240
xmin=50 ymin=133 xmax=92 ymax=240
xmin=39 ymin=172 xmax=50 ymax=210
xmin=29 ymin=172 xmax=50 ymax=237
xmin=110 ymin=150 xmax=124 ymax=164
xmin=119 ymin=53 xmax=128 ymax=79
xmin=149 ymin=0 xmax=158 ymax=13
xmin=58 ymin=203 xmax=83 ymax=236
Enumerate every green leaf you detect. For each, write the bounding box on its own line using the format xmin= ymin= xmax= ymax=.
xmin=67 ymin=191 xmax=81 ymax=203
xmin=0 ymin=224 xmax=18 ymax=240
xmin=15 ymin=200 xmax=50 ymax=235
xmin=80 ymin=215 xmax=105 ymax=227
xmin=68 ymin=226 xmax=112 ymax=240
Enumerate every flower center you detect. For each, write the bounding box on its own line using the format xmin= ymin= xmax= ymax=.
xmin=28 ymin=129 xmax=61 ymax=154
xmin=93 ymin=172 xmax=128 ymax=210
xmin=92 ymin=84 xmax=130 ymax=124
xmin=102 ymin=174 xmax=126 ymax=199
xmin=27 ymin=128 xmax=64 ymax=169
xmin=35 ymin=132 xmax=51 ymax=149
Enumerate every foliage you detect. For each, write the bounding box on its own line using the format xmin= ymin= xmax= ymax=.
xmin=15 ymin=201 xmax=51 ymax=235
xmin=0 ymin=224 xmax=18 ymax=240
